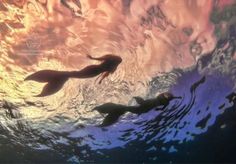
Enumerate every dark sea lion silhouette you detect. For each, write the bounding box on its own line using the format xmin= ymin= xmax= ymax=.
xmin=25 ymin=54 xmax=122 ymax=97
xmin=93 ymin=92 xmax=181 ymax=127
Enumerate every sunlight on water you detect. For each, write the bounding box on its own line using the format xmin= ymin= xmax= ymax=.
xmin=0 ymin=0 xmax=236 ymax=163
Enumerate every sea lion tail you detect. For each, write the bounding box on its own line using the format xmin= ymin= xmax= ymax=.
xmin=25 ymin=70 xmax=70 ymax=97
xmin=99 ymin=111 xmax=125 ymax=127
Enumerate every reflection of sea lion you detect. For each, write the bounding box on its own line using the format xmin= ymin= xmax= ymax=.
xmin=25 ymin=54 xmax=122 ymax=97
xmin=93 ymin=92 xmax=181 ymax=127
xmin=2 ymin=101 xmax=16 ymax=119
xmin=61 ymin=0 xmax=82 ymax=16
xmin=226 ymin=92 xmax=236 ymax=103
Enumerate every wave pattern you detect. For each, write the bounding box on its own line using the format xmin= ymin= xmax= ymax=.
xmin=0 ymin=0 xmax=236 ymax=163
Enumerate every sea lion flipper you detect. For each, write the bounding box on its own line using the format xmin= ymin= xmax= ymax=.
xmin=99 ymin=113 xmax=122 ymax=127
xmin=25 ymin=70 xmax=65 ymax=83
xmin=25 ymin=70 xmax=69 ymax=97
xmin=34 ymin=78 xmax=68 ymax=97
xmin=133 ymin=96 xmax=145 ymax=105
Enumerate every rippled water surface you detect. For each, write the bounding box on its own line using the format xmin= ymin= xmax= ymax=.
xmin=0 ymin=0 xmax=236 ymax=163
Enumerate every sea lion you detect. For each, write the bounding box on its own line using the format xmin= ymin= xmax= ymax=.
xmin=93 ymin=92 xmax=181 ymax=127
xmin=25 ymin=54 xmax=122 ymax=97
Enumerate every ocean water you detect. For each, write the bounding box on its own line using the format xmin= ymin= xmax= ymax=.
xmin=0 ymin=0 xmax=236 ymax=163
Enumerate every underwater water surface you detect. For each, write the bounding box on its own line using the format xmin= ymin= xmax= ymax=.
xmin=0 ymin=0 xmax=236 ymax=163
